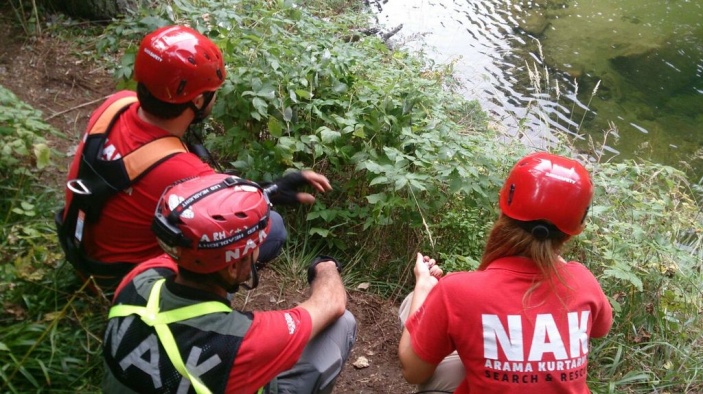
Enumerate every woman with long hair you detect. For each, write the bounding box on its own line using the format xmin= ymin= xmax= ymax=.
xmin=398 ymin=152 xmax=613 ymax=393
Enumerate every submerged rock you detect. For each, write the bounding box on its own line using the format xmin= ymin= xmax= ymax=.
xmin=609 ymin=28 xmax=703 ymax=101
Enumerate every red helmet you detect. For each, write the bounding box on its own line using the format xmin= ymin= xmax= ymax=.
xmin=152 ymin=174 xmax=271 ymax=273
xmin=499 ymin=152 xmax=593 ymax=235
xmin=134 ymin=25 xmax=226 ymax=104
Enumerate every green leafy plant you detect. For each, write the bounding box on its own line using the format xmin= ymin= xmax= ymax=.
xmin=0 ymin=86 xmax=105 ymax=393
xmin=568 ymin=160 xmax=703 ymax=393
xmin=0 ymin=85 xmax=59 ymax=267
xmin=100 ymin=0 xmax=514 ymax=280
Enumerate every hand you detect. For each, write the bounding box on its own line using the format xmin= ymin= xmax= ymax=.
xmin=297 ymin=170 xmax=332 ymax=205
xmin=307 ymin=255 xmax=342 ymax=284
xmin=413 ymin=252 xmax=443 ymax=287
xmin=265 ymin=170 xmax=332 ymax=206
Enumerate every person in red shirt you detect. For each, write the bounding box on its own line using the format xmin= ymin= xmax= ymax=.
xmin=103 ymin=173 xmax=356 ymax=393
xmin=58 ymin=25 xmax=331 ymax=290
xmin=398 ymin=152 xmax=613 ymax=393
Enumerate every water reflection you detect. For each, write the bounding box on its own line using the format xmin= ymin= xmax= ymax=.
xmin=372 ymin=0 xmax=703 ymax=179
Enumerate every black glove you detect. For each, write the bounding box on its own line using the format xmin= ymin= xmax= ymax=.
xmin=307 ymin=255 xmax=342 ymax=284
xmin=263 ymin=171 xmax=308 ymax=206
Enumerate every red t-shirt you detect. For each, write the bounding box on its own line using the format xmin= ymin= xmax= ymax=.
xmin=113 ymin=254 xmax=313 ymax=393
xmin=406 ymin=257 xmax=613 ymax=394
xmin=228 ymin=307 xmax=312 ymax=393
xmin=64 ymin=91 xmax=215 ymax=264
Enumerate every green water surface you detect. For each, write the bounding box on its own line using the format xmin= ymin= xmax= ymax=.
xmin=534 ymin=0 xmax=703 ymax=177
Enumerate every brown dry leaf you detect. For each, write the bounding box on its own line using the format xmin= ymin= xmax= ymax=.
xmin=3 ymin=302 xmax=27 ymax=320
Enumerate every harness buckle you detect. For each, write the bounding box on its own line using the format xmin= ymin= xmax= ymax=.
xmin=67 ymin=179 xmax=92 ymax=195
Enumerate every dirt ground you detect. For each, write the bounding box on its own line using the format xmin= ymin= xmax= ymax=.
xmin=232 ymin=269 xmax=415 ymax=394
xmin=0 ymin=8 xmax=415 ymax=394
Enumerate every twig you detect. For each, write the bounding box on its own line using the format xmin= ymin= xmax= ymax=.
xmin=577 ymin=80 xmax=601 ymax=133
xmin=409 ymin=187 xmax=435 ymax=250
xmin=31 ymin=0 xmax=40 ymax=35
xmin=46 ymin=95 xmax=111 ymax=121
xmin=9 ymin=0 xmax=29 ymax=36
xmin=381 ymin=24 xmax=403 ymax=41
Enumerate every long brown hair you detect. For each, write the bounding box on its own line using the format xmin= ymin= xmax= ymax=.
xmin=479 ymin=214 xmax=570 ymax=279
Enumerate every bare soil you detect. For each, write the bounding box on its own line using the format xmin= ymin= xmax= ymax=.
xmin=0 ymin=9 xmax=414 ymax=394
xmin=233 ymin=270 xmax=414 ymax=394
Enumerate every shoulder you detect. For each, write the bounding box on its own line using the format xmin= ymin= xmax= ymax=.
xmin=93 ymin=91 xmax=137 ymax=117
xmin=100 ymin=90 xmax=137 ymax=107
xmin=440 ymin=270 xmax=482 ymax=286
xmin=113 ymin=254 xmax=177 ymax=298
xmin=139 ymin=154 xmax=216 ymax=188
xmin=85 ymin=90 xmax=137 ymax=132
xmin=563 ymin=261 xmax=598 ymax=278
xmin=562 ymin=261 xmax=606 ymax=290
xmin=109 ymin=90 xmax=138 ymax=101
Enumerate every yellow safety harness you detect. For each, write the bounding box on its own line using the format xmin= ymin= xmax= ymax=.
xmin=109 ymin=279 xmax=232 ymax=394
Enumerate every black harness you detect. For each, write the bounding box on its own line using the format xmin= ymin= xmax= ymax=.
xmin=55 ymin=95 xmax=187 ymax=289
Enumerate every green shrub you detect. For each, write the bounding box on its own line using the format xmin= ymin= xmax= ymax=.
xmin=100 ymin=0 xmax=513 ymax=280
xmin=0 ymin=85 xmax=59 ymax=266
xmin=571 ymin=161 xmax=703 ymax=393
xmin=0 ymin=86 xmax=105 ymax=392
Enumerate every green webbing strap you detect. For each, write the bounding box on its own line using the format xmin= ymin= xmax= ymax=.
xmin=108 ymin=279 xmax=231 ymax=394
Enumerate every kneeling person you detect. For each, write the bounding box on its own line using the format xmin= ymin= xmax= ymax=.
xmin=102 ymin=174 xmax=356 ymax=393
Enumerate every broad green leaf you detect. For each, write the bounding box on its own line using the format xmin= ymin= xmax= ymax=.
xmin=366 ymin=193 xmax=386 ymax=204
xmin=33 ymin=143 xmax=51 ymax=169
xmin=319 ymin=127 xmax=340 ymax=143
xmin=309 ymin=228 xmax=329 ymax=237
xmin=268 ymin=117 xmax=283 ymax=137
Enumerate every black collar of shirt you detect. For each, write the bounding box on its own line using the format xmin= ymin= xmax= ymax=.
xmin=164 ymin=277 xmax=230 ymax=306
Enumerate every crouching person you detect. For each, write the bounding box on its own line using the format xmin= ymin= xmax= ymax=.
xmin=102 ymin=174 xmax=356 ymax=393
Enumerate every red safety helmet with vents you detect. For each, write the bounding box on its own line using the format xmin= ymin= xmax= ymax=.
xmin=499 ymin=152 xmax=593 ymax=235
xmin=134 ymin=25 xmax=226 ymax=104
xmin=152 ymin=174 xmax=271 ymax=274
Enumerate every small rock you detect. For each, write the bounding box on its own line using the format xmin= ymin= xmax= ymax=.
xmin=357 ymin=282 xmax=370 ymax=290
xmin=352 ymin=356 xmax=370 ymax=369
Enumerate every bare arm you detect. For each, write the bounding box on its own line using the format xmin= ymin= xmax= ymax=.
xmin=297 ymin=261 xmax=347 ymax=339
xmin=398 ymin=253 xmax=443 ymax=384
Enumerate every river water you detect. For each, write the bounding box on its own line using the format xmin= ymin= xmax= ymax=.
xmin=371 ymin=0 xmax=703 ymax=180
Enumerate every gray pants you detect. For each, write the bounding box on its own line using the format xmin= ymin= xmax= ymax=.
xmin=258 ymin=211 xmax=287 ymax=265
xmin=399 ymin=293 xmax=465 ymax=394
xmin=277 ymin=309 xmax=357 ymax=394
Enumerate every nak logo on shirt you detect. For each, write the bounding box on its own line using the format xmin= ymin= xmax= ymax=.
xmin=106 ymin=316 xmax=222 ymax=392
xmin=100 ymin=141 xmax=122 ymax=161
xmin=482 ymin=311 xmax=590 ymax=374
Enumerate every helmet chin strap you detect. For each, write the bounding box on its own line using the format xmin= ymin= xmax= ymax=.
xmin=188 ymin=91 xmax=216 ymax=125
xmin=214 ymin=254 xmax=260 ymax=295
xmin=239 ymin=255 xmax=260 ymax=291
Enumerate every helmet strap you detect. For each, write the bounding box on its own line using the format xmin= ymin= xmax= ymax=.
xmin=188 ymin=91 xmax=216 ymax=124
xmin=239 ymin=256 xmax=260 ymax=291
